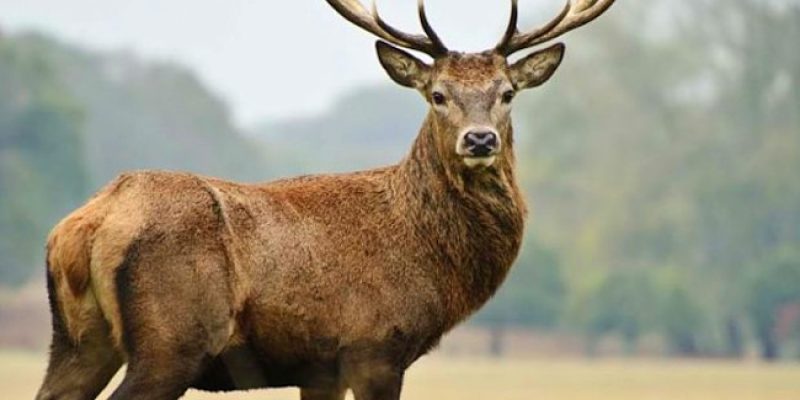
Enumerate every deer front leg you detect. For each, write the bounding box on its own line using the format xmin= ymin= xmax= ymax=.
xmin=346 ymin=364 xmax=404 ymax=400
xmin=300 ymin=387 xmax=348 ymax=400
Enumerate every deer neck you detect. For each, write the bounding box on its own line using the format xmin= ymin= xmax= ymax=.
xmin=392 ymin=112 xmax=527 ymax=325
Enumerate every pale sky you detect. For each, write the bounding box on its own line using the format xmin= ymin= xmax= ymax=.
xmin=0 ymin=0 xmax=558 ymax=126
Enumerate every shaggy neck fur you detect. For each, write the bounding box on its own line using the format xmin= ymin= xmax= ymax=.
xmin=391 ymin=112 xmax=527 ymax=329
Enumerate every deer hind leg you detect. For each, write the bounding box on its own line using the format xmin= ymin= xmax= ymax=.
xmin=36 ymin=329 xmax=123 ymax=400
xmin=107 ymin=240 xmax=234 ymax=400
xmin=36 ymin=275 xmax=123 ymax=400
xmin=108 ymin=351 xmax=208 ymax=400
xmin=106 ymin=290 xmax=226 ymax=400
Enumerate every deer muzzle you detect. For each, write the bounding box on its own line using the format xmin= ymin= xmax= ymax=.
xmin=458 ymin=129 xmax=501 ymax=168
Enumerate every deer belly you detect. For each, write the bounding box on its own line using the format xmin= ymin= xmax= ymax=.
xmin=193 ymin=342 xmax=340 ymax=391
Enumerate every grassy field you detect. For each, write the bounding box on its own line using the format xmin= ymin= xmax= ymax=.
xmin=5 ymin=351 xmax=800 ymax=400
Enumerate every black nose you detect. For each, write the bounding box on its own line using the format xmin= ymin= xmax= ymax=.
xmin=464 ymin=131 xmax=499 ymax=157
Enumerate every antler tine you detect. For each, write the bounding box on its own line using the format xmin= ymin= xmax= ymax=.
xmin=418 ymin=0 xmax=448 ymax=56
xmin=496 ymin=0 xmax=570 ymax=55
xmin=326 ymin=0 xmax=447 ymax=57
xmin=326 ymin=0 xmax=415 ymax=49
xmin=496 ymin=0 xmax=615 ymax=56
xmin=496 ymin=0 xmax=520 ymax=54
xmin=372 ymin=1 xmax=448 ymax=57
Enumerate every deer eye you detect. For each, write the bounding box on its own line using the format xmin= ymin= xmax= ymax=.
xmin=432 ymin=92 xmax=446 ymax=105
xmin=501 ymin=90 xmax=516 ymax=104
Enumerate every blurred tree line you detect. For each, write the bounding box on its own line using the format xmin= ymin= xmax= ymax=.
xmin=1 ymin=0 xmax=799 ymax=360
xmin=512 ymin=0 xmax=800 ymax=359
xmin=0 ymin=37 xmax=87 ymax=285
xmin=0 ymin=33 xmax=268 ymax=286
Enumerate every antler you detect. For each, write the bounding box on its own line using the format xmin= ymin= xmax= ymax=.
xmin=495 ymin=0 xmax=616 ymax=56
xmin=326 ymin=0 xmax=448 ymax=57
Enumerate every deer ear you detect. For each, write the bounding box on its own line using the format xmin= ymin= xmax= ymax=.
xmin=376 ymin=41 xmax=431 ymax=90
xmin=509 ymin=43 xmax=565 ymax=90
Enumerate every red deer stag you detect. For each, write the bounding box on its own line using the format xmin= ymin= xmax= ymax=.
xmin=36 ymin=0 xmax=615 ymax=399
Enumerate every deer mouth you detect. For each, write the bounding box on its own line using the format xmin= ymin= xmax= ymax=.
xmin=463 ymin=156 xmax=497 ymax=169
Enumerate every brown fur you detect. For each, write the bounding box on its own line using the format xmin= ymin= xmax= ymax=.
xmin=36 ymin=42 xmax=564 ymax=400
xmin=436 ymin=52 xmax=506 ymax=83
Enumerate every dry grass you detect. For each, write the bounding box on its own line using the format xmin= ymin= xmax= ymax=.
xmin=5 ymin=351 xmax=800 ymax=400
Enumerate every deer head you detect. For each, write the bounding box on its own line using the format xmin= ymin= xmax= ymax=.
xmin=327 ymin=0 xmax=615 ymax=170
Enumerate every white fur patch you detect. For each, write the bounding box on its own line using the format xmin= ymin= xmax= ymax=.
xmin=463 ymin=156 xmax=497 ymax=169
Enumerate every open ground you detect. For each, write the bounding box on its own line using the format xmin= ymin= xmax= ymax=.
xmin=4 ymin=352 xmax=800 ymax=399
